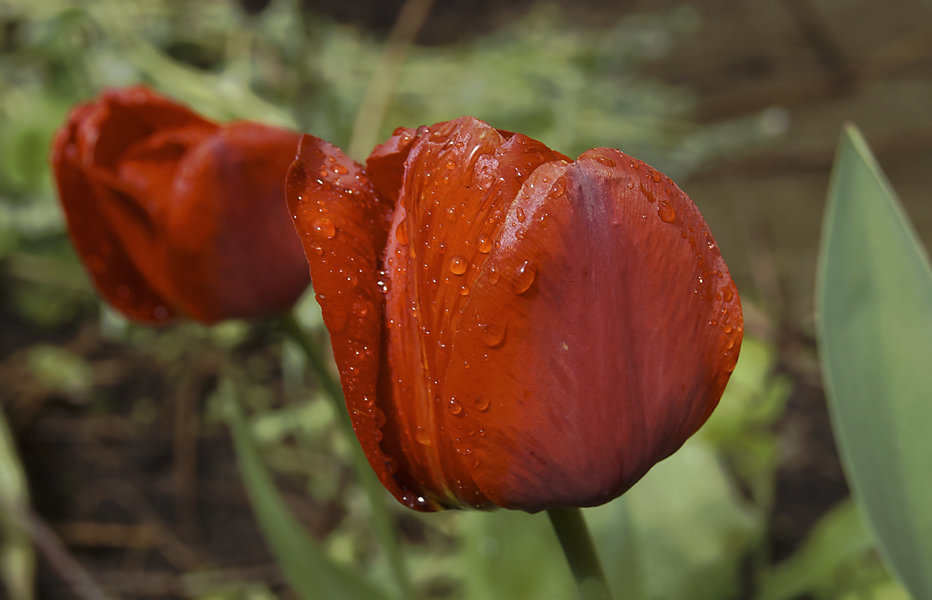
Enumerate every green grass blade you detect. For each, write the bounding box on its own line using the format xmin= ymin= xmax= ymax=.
xmin=0 ymin=408 xmax=36 ymax=600
xmin=221 ymin=382 xmax=391 ymax=600
xmin=817 ymin=124 xmax=932 ymax=598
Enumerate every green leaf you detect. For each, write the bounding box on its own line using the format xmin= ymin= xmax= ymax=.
xmin=0 ymin=409 xmax=35 ymax=600
xmin=588 ymin=438 xmax=762 ymax=600
xmin=758 ymin=499 xmax=875 ymax=600
xmin=457 ymin=510 xmax=575 ymax=600
xmin=817 ymin=124 xmax=932 ymax=598
xmin=221 ymin=382 xmax=390 ymax=600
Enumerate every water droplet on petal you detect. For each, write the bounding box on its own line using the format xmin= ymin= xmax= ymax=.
xmin=445 ymin=159 xmax=456 ymax=170
xmin=475 ymin=396 xmax=490 ymax=412
xmin=313 ymin=217 xmax=336 ymax=239
xmin=449 ymin=255 xmax=468 ymax=275
xmin=479 ymin=320 xmax=507 ymax=348
xmin=657 ymin=201 xmax=675 ymax=223
xmin=488 ymin=267 xmax=501 ymax=286
xmin=395 ymin=219 xmax=409 ymax=245
xmin=512 ymin=260 xmax=536 ymax=294
xmin=516 ymin=207 xmax=526 ymax=223
xmin=332 ymin=163 xmax=348 ymax=175
xmin=372 ymin=408 xmax=386 ymax=429
xmin=478 ymin=235 xmax=493 ymax=254
xmin=415 ymin=426 xmax=431 ymax=446
xmin=594 ymin=155 xmax=616 ymax=167
xmin=449 ymin=399 xmax=463 ymax=415
xmin=722 ymin=286 xmax=734 ymax=302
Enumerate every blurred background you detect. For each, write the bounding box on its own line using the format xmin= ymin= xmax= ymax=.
xmin=1 ymin=0 xmax=930 ymax=598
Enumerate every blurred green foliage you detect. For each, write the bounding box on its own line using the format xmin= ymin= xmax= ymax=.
xmin=0 ymin=409 xmax=35 ymax=600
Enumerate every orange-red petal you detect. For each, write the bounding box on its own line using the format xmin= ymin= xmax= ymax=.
xmin=377 ymin=117 xmax=569 ymax=509
xmin=284 ymin=135 xmax=437 ymax=508
xmin=52 ymin=94 xmax=191 ymax=323
xmin=439 ymin=148 xmax=742 ymax=511
xmin=52 ymin=86 xmax=308 ymax=324
xmin=162 ymin=122 xmax=307 ymax=323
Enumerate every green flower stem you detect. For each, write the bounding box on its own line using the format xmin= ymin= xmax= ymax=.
xmin=279 ymin=313 xmax=415 ymax=600
xmin=547 ymin=507 xmax=614 ymax=600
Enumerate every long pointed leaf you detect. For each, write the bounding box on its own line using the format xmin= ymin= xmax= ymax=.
xmin=222 ymin=383 xmax=390 ymax=600
xmin=0 ymin=408 xmax=35 ymax=600
xmin=817 ymin=124 xmax=932 ymax=598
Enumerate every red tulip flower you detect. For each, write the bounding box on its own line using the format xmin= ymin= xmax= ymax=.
xmin=286 ymin=117 xmax=742 ymax=512
xmin=51 ymin=85 xmax=309 ymax=324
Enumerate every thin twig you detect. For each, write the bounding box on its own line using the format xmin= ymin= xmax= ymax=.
xmin=1 ymin=500 xmax=113 ymax=600
xmin=347 ymin=0 xmax=435 ymax=159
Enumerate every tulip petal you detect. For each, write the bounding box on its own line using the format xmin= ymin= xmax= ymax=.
xmin=163 ymin=122 xmax=307 ymax=323
xmin=285 ymin=135 xmax=432 ymax=507
xmin=440 ymin=149 xmax=742 ymax=511
xmin=52 ymin=102 xmax=178 ymax=323
xmin=77 ymin=86 xmax=213 ymax=169
xmin=53 ymin=85 xmax=309 ymax=324
xmin=378 ymin=117 xmax=569 ymax=508
xmin=365 ymin=126 xmax=422 ymax=202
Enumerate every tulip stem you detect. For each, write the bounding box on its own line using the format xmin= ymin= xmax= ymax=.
xmin=547 ymin=507 xmax=614 ymax=600
xmin=279 ymin=313 xmax=416 ymax=600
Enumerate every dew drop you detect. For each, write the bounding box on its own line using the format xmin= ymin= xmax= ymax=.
xmin=593 ymin=154 xmax=616 ymax=167
xmin=478 ymin=320 xmax=507 ymax=348
xmin=449 ymin=399 xmax=463 ymax=415
xmin=449 ymin=255 xmax=468 ymax=275
xmin=649 ymin=169 xmax=661 ymax=182
xmin=415 ymin=426 xmax=431 ymax=446
xmin=551 ymin=179 xmax=566 ymax=196
xmin=512 ymin=260 xmax=536 ymax=294
xmin=475 ymin=396 xmax=491 ymax=412
xmin=372 ymin=408 xmax=386 ymax=429
xmin=459 ymin=285 xmax=470 ymax=296
xmin=313 ymin=217 xmax=336 ymax=239
xmin=723 ymin=323 xmax=734 ymax=334
xmin=516 ymin=207 xmax=526 ymax=223
xmin=657 ymin=201 xmax=676 ymax=223
xmin=488 ymin=267 xmax=501 ymax=286
xmin=722 ymin=286 xmax=734 ymax=302
xmin=445 ymin=159 xmax=456 ymax=170
xmin=395 ymin=219 xmax=409 ymax=245
xmin=478 ymin=235 xmax=493 ymax=254
xmin=332 ymin=163 xmax=348 ymax=175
